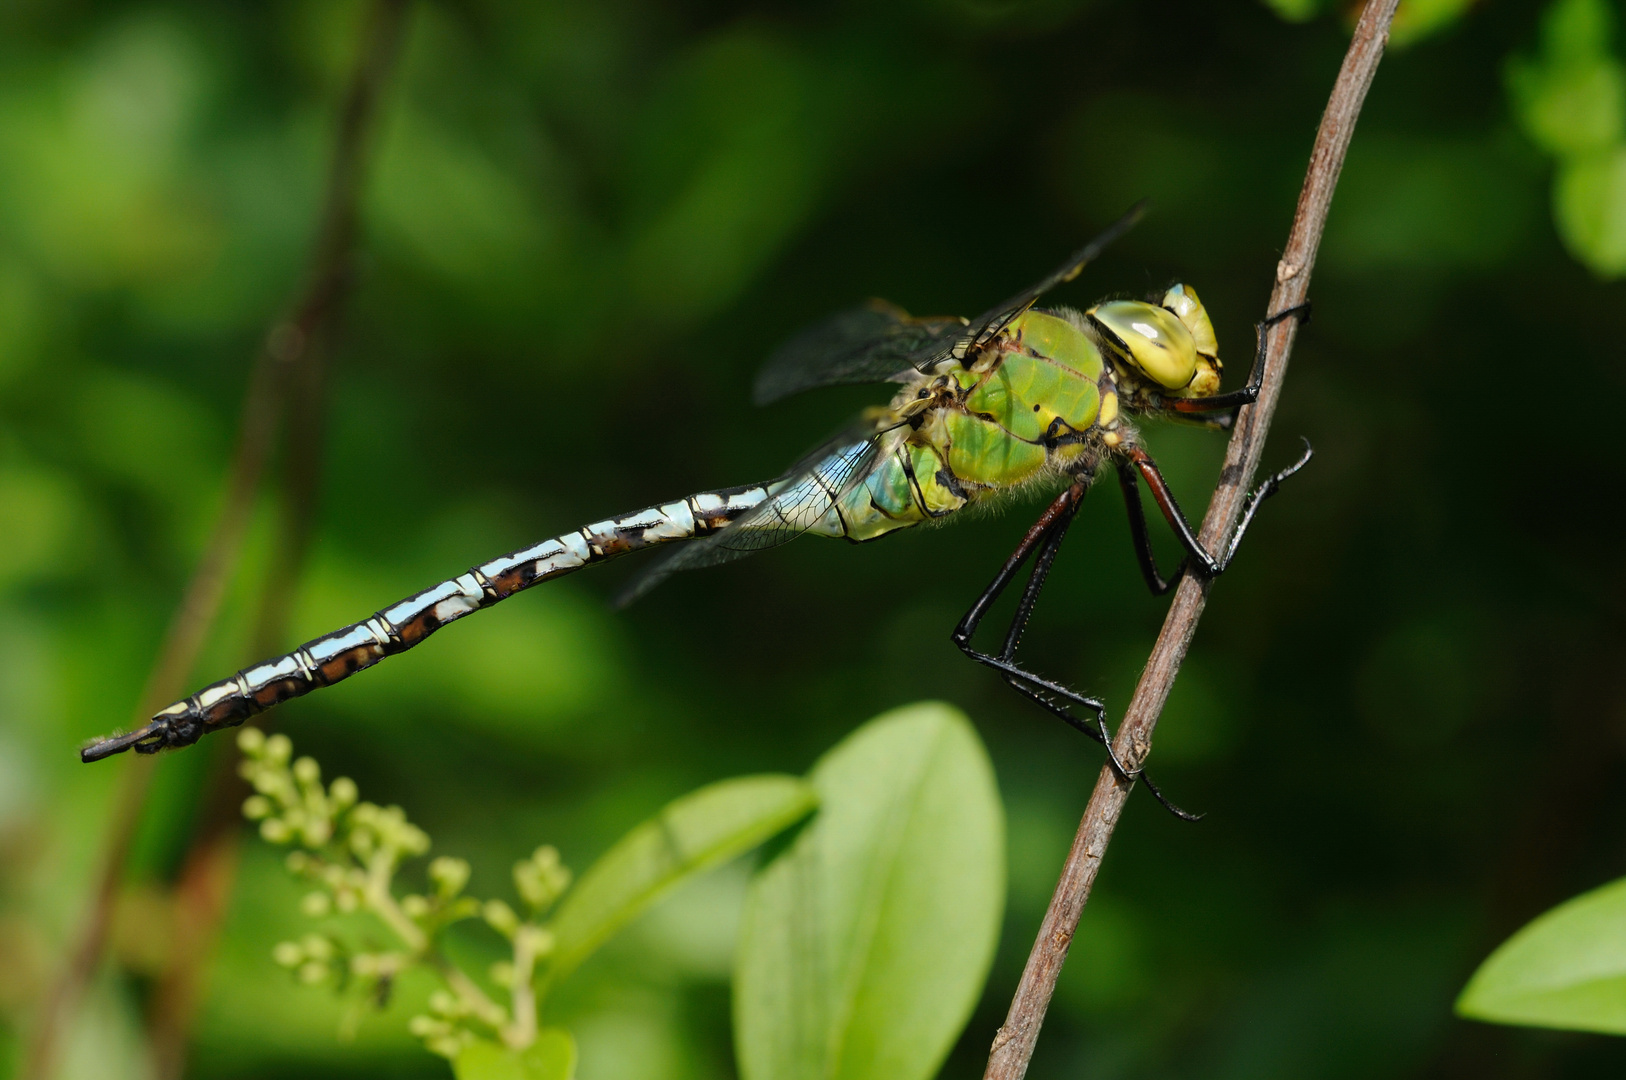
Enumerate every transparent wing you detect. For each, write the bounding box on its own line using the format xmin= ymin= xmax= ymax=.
xmin=614 ymin=427 xmax=887 ymax=606
xmin=957 ymin=200 xmax=1147 ymax=356
xmin=751 ymin=202 xmax=1145 ymax=406
xmin=751 ymin=302 xmax=967 ymax=405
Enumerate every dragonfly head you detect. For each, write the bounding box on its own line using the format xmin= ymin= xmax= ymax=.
xmin=1088 ymin=284 xmax=1221 ymax=398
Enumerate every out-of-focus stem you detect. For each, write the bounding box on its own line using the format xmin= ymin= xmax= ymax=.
xmin=24 ymin=6 xmax=413 ymax=1080
xmin=435 ymin=958 xmax=510 ymax=1032
xmin=143 ymin=2 xmax=413 ymax=1074
xmin=503 ymin=925 xmax=545 ymax=1049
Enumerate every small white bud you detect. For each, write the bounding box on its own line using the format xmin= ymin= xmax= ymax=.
xmin=408 ymin=1014 xmax=444 ymax=1038
xmin=482 ymin=899 xmax=519 ymax=937
xmin=329 ymin=777 xmax=358 ymax=807
xmin=264 ymin=734 xmax=293 ymax=764
xmin=428 ymin=857 xmax=470 ymax=897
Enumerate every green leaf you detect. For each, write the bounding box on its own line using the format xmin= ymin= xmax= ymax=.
xmin=1259 ymin=0 xmax=1329 ymax=23
xmin=1508 ymin=53 xmax=1625 ymax=157
xmin=453 ymin=1029 xmax=577 ymax=1080
xmin=1457 ymin=876 xmax=1626 ymax=1033
xmin=1261 ymin=0 xmax=1471 ymax=44
xmin=735 ymin=702 xmax=1005 ymax=1080
xmin=1555 ymin=145 xmax=1626 ymax=275
xmin=1539 ymin=0 xmax=1615 ymax=66
xmin=1507 ymin=0 xmax=1624 ymax=156
xmin=545 ymin=774 xmax=818 ymax=985
xmin=1391 ymin=0 xmax=1476 ymax=48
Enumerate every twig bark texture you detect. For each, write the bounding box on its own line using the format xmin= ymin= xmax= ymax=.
xmin=983 ymin=3 xmax=1400 ymax=1077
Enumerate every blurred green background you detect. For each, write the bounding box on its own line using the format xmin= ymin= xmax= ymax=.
xmin=4 ymin=0 xmax=1626 ymax=1077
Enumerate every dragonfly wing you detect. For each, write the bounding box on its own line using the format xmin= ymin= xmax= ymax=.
xmin=751 ymin=302 xmax=968 ymax=405
xmin=751 ymin=202 xmax=1146 ymax=405
xmin=615 ymin=429 xmax=886 ymax=606
xmin=957 ymin=201 xmax=1147 ymax=357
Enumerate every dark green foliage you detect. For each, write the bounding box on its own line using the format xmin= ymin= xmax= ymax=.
xmin=4 ymin=1 xmax=1626 ymax=1077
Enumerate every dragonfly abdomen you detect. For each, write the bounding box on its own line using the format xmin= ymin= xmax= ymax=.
xmin=81 ymin=484 xmax=772 ymax=762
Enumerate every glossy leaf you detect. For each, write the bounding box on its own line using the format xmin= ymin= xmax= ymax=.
xmin=453 ymin=1029 xmax=577 ymax=1080
xmin=545 ymin=775 xmax=818 ymax=985
xmin=735 ymin=702 xmax=1004 ymax=1080
xmin=1458 ymin=876 xmax=1626 ymax=1033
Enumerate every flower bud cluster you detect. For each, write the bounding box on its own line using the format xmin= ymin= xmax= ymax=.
xmin=399 ymin=856 xmax=482 ymax=931
xmin=271 ymin=932 xmax=342 ymax=987
xmin=514 ymin=845 xmax=572 ymax=915
xmin=239 ymin=729 xmax=579 ymax=1063
xmin=408 ymin=990 xmax=481 ymax=1059
xmin=238 ymin=728 xmax=358 ymax=849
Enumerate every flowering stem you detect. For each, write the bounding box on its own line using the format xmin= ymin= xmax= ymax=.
xmin=502 ymin=926 xmax=544 ymax=1049
xmin=432 ymin=956 xmax=510 ymax=1032
xmin=363 ymin=854 xmax=427 ymax=953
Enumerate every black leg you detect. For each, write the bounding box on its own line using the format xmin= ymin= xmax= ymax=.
xmin=1116 ymin=461 xmax=1184 ymax=596
xmin=1161 ymin=301 xmax=1313 ymax=420
xmin=951 ymin=481 xmax=1199 ymax=820
xmin=1123 ymin=441 xmax=1313 ymax=579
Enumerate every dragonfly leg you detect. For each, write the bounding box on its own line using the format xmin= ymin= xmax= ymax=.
xmin=1162 ymin=301 xmax=1313 ymax=424
xmin=1116 ymin=461 xmax=1185 ymax=597
xmin=951 ymin=482 xmax=1199 ymax=819
xmin=1123 ymin=440 xmax=1313 ymax=579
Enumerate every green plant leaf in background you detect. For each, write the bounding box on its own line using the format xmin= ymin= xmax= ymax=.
xmin=1387 ymin=0 xmax=1475 ymax=47
xmin=1260 ymin=0 xmax=1471 ymax=46
xmin=1555 ymin=141 xmax=1626 ymax=273
xmin=1507 ymin=0 xmax=1626 ymax=274
xmin=734 ymin=702 xmax=1005 ymax=1080
xmin=1506 ymin=6 xmax=1624 ymax=158
xmin=454 ymin=1029 xmax=577 ymax=1080
xmin=1259 ymin=0 xmax=1328 ymax=24
xmin=544 ymin=775 xmax=818 ymax=987
xmin=1457 ymin=875 xmax=1626 ymax=1034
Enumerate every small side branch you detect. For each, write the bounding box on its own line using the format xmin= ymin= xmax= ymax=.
xmin=982 ymin=3 xmax=1400 ymax=1078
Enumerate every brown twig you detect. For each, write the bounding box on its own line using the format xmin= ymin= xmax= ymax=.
xmin=22 ymin=5 xmax=412 ymax=1079
xmin=982 ymin=3 xmax=1400 ymax=1077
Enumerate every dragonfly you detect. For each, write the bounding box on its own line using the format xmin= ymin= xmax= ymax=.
xmin=82 ymin=205 xmax=1309 ymax=815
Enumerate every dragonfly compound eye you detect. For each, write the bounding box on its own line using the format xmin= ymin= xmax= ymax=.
xmin=1088 ymin=300 xmax=1199 ymax=390
xmin=1160 ymin=283 xmax=1218 ymax=360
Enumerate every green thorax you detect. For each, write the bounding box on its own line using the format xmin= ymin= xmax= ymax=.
xmin=823 ymin=309 xmax=1114 ymax=543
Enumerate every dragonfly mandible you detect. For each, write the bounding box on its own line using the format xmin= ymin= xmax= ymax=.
xmin=82 ymin=205 xmax=1310 ymax=815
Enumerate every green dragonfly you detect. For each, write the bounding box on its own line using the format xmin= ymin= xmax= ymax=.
xmin=82 ymin=206 xmax=1309 ymax=815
